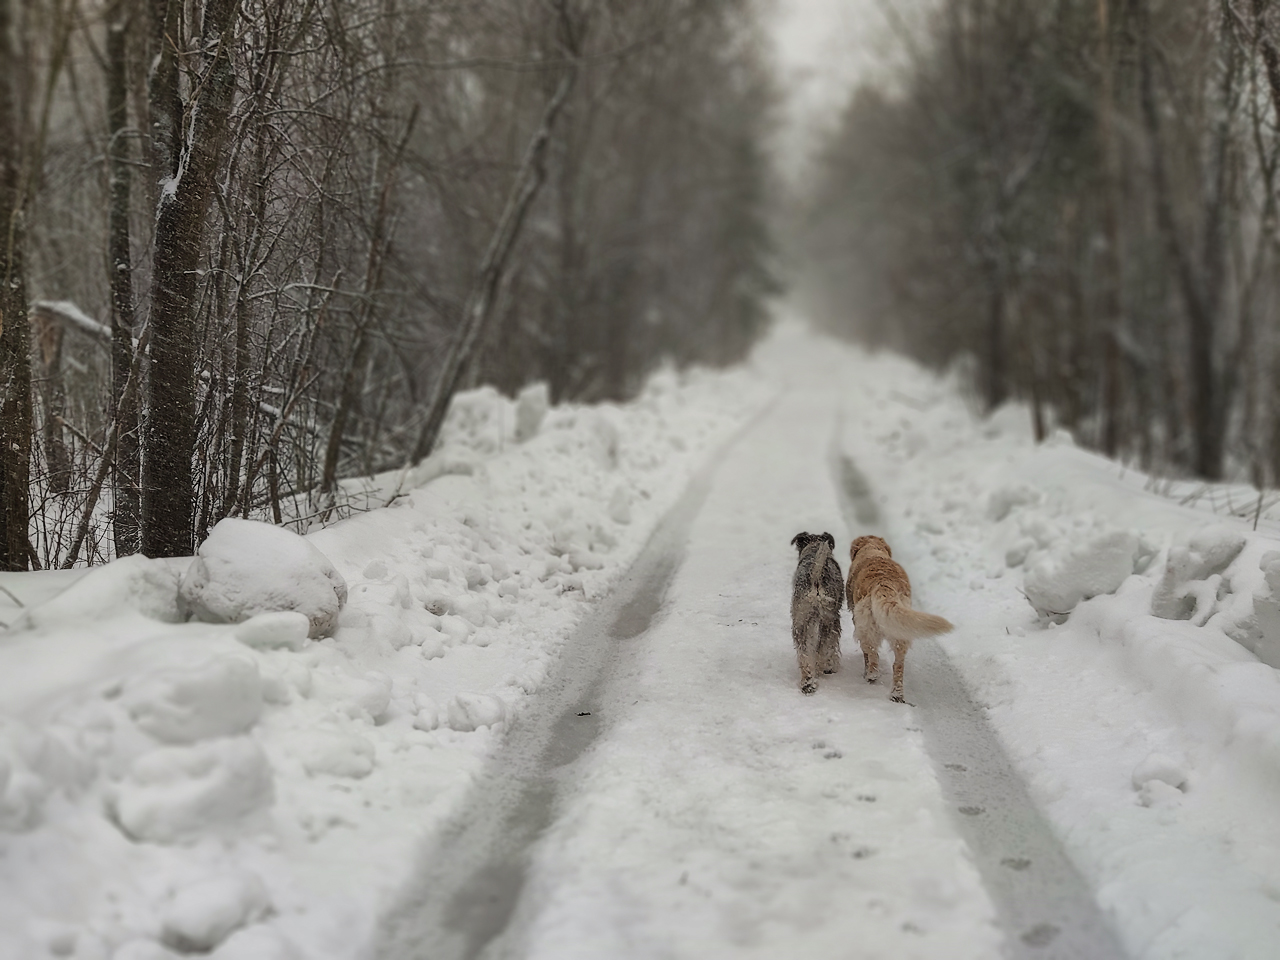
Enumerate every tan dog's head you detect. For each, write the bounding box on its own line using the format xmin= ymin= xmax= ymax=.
xmin=850 ymin=535 xmax=891 ymax=562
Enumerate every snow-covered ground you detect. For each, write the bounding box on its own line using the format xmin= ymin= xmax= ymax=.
xmin=5 ymin=318 xmax=1280 ymax=959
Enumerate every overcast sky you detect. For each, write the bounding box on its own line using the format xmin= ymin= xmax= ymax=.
xmin=761 ymin=0 xmax=920 ymax=186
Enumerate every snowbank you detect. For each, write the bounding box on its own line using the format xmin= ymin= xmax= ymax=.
xmin=835 ymin=344 xmax=1280 ymax=959
xmin=0 ymin=363 xmax=771 ymax=959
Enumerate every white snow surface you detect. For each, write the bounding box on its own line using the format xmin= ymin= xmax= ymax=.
xmin=5 ymin=320 xmax=1280 ymax=958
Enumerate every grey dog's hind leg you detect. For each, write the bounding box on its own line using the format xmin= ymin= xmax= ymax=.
xmin=818 ymin=617 xmax=841 ymax=675
xmin=794 ymin=618 xmax=819 ymax=694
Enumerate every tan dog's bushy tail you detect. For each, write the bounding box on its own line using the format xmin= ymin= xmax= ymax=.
xmin=870 ymin=591 xmax=953 ymax=640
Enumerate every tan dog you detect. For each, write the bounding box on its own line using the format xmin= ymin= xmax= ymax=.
xmin=847 ymin=535 xmax=952 ymax=702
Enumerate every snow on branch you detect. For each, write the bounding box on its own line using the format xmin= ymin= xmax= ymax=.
xmin=30 ymin=300 xmax=112 ymax=344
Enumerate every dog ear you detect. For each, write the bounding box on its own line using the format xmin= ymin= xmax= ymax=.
xmin=822 ymin=532 xmax=835 ymax=549
xmin=790 ymin=532 xmax=810 ymax=550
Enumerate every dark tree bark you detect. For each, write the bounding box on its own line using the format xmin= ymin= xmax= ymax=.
xmin=146 ymin=0 xmax=180 ymax=189
xmin=1253 ymin=0 xmax=1280 ymax=127
xmin=107 ymin=0 xmax=141 ymax=556
xmin=141 ymin=0 xmax=240 ymax=557
xmin=0 ymin=0 xmax=32 ymax=570
xmin=1097 ymin=0 xmax=1125 ymax=458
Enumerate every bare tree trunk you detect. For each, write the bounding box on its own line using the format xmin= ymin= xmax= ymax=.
xmin=1253 ymin=0 xmax=1280 ymax=127
xmin=146 ymin=0 xmax=180 ymax=191
xmin=0 ymin=0 xmax=32 ymax=570
xmin=141 ymin=0 xmax=240 ymax=557
xmin=108 ymin=0 xmax=141 ymax=555
xmin=32 ymin=314 xmax=69 ymax=493
xmin=984 ymin=265 xmax=1008 ymax=409
xmin=1097 ymin=0 xmax=1125 ymax=458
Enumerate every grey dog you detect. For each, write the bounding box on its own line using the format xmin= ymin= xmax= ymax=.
xmin=790 ymin=531 xmax=844 ymax=695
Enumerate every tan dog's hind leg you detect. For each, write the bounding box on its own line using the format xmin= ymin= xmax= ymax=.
xmin=889 ymin=637 xmax=910 ymax=703
xmin=854 ymin=599 xmax=880 ymax=683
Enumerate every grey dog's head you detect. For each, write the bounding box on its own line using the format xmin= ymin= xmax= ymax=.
xmin=791 ymin=531 xmax=835 ymax=554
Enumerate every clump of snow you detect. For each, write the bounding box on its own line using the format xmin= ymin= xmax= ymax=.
xmin=412 ymin=694 xmax=441 ymax=732
xmin=123 ymin=655 xmax=263 ymax=744
xmin=1044 ymin=427 xmax=1076 ymax=447
xmin=1131 ymin=754 xmax=1190 ymax=808
xmin=112 ymin=736 xmax=273 ymax=843
xmin=1130 ymin=751 xmax=1189 ymax=807
xmin=160 ymin=872 xmax=271 ymax=953
xmin=1131 ymin=752 xmax=1188 ymax=792
xmin=436 ymin=386 xmax=510 ymax=455
xmin=515 ymin=382 xmax=550 ymax=442
xmin=1022 ymin=530 xmax=1142 ymax=618
xmin=986 ymin=484 xmax=1041 ymax=522
xmin=981 ymin=401 xmax=1035 ymax=441
xmin=179 ymin=519 xmax=347 ymax=638
xmin=307 ymin=669 xmax=392 ymax=723
xmin=234 ymin=612 xmax=310 ymax=651
xmin=290 ymin=729 xmax=376 ymax=779
xmin=446 ymin=693 xmax=507 ymax=732
xmin=1151 ymin=524 xmax=1247 ymax=620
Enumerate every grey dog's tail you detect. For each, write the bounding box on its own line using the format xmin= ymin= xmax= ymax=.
xmin=807 ymin=538 xmax=833 ymax=602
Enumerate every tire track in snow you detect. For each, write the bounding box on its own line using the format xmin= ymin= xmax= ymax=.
xmin=373 ymin=410 xmax=765 ymax=960
xmin=830 ymin=438 xmax=1128 ymax=960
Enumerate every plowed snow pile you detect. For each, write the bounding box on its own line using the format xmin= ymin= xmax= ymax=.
xmin=836 ymin=347 xmax=1280 ymax=959
xmin=0 ymin=365 xmax=771 ymax=960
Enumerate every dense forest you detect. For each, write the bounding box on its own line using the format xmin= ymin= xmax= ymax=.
xmin=0 ymin=0 xmax=776 ymax=570
xmin=802 ymin=0 xmax=1280 ymax=488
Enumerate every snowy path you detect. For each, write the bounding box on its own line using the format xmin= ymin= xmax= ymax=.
xmin=12 ymin=323 xmax=1280 ymax=959
xmin=375 ymin=339 xmax=1128 ymax=958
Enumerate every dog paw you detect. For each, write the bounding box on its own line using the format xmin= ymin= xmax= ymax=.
xmin=865 ymin=674 xmax=878 ymax=684
xmin=890 ymin=694 xmax=905 ymax=703
xmin=801 ymin=681 xmax=818 ymax=695
xmin=822 ymin=668 xmax=837 ymax=675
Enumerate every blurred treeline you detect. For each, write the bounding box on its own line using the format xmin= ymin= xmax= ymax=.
xmin=802 ymin=0 xmax=1280 ymax=484
xmin=0 ymin=0 xmax=776 ymax=569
